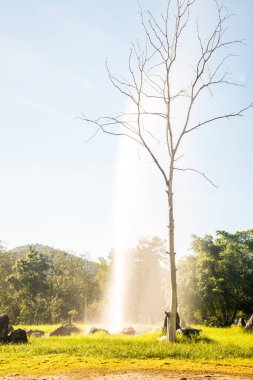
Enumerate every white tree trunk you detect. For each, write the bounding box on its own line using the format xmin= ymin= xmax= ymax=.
xmin=167 ymin=167 xmax=177 ymax=342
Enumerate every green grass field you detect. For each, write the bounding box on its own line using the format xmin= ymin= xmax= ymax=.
xmin=0 ymin=325 xmax=252 ymax=377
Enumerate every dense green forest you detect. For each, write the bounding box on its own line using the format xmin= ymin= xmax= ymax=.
xmin=178 ymin=230 xmax=253 ymax=326
xmin=0 ymin=237 xmax=169 ymax=325
xmin=0 ymin=231 xmax=252 ymax=326
xmin=0 ymin=244 xmax=104 ymax=324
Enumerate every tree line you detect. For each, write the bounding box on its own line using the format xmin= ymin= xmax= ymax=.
xmin=0 ymin=244 xmax=102 ymax=324
xmin=0 ymin=231 xmax=252 ymax=326
xmin=0 ymin=237 xmax=169 ymax=326
xmin=178 ymin=230 xmax=253 ymax=326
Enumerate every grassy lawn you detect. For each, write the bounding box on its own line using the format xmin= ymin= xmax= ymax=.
xmin=0 ymin=325 xmax=252 ymax=376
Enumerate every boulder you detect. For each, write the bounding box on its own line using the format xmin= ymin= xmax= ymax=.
xmin=8 ymin=328 xmax=28 ymax=343
xmin=49 ymin=323 xmax=81 ymax=337
xmin=26 ymin=329 xmax=45 ymax=337
xmin=245 ymin=314 xmax=253 ymax=332
xmin=180 ymin=319 xmax=186 ymax=328
xmin=121 ymin=326 xmax=136 ymax=335
xmin=177 ymin=328 xmax=202 ymax=337
xmin=0 ymin=314 xmax=9 ymax=343
xmin=163 ymin=311 xmax=181 ymax=334
xmin=8 ymin=325 xmax=14 ymax=333
xmin=237 ymin=317 xmax=246 ymax=328
xmin=89 ymin=327 xmax=109 ymax=335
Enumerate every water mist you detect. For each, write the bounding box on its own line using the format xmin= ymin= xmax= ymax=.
xmin=103 ymin=136 xmax=169 ymax=333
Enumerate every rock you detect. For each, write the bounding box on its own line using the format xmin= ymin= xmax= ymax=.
xmin=88 ymin=327 xmax=109 ymax=335
xmin=177 ymin=328 xmax=202 ymax=337
xmin=163 ymin=311 xmax=181 ymax=334
xmin=8 ymin=328 xmax=28 ymax=343
xmin=1 ymin=315 xmax=28 ymax=344
xmin=0 ymin=314 xmax=10 ymax=343
xmin=245 ymin=314 xmax=253 ymax=332
xmin=8 ymin=325 xmax=14 ymax=333
xmin=49 ymin=323 xmax=81 ymax=337
xmin=237 ymin=317 xmax=246 ymax=327
xmin=121 ymin=327 xmax=136 ymax=335
xmin=26 ymin=329 xmax=45 ymax=337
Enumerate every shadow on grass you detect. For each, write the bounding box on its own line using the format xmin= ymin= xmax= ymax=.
xmin=175 ymin=334 xmax=215 ymax=344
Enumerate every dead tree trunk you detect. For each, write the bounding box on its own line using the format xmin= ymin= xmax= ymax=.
xmin=167 ymin=165 xmax=177 ymax=341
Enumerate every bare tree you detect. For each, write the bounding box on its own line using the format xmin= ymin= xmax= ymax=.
xmin=82 ymin=0 xmax=252 ymax=342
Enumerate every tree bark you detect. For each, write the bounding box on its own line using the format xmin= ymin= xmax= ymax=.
xmin=167 ymin=164 xmax=177 ymax=342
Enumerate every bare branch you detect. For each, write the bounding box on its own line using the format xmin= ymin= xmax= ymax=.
xmin=174 ymin=154 xmax=184 ymax=162
xmin=174 ymin=167 xmax=218 ymax=188
xmin=106 ymin=60 xmax=137 ymax=103
xmin=84 ymin=126 xmax=100 ymax=143
xmin=185 ymin=103 xmax=253 ymax=134
xmin=80 ymin=115 xmax=145 ymax=147
xmin=140 ymin=8 xmax=167 ymax=61
xmin=119 ymin=111 xmax=168 ymax=119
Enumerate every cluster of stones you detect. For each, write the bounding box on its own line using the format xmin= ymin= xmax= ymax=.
xmin=3 ymin=311 xmax=251 ymax=344
xmin=0 ymin=314 xmax=84 ymax=343
xmin=0 ymin=314 xmax=28 ymax=343
xmin=0 ymin=314 xmax=138 ymax=342
xmin=163 ymin=311 xmax=202 ymax=338
xmin=88 ymin=326 xmax=136 ymax=335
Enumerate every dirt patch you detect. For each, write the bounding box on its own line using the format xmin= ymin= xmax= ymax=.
xmin=1 ymin=373 xmax=253 ymax=380
xmin=90 ymin=374 xmax=253 ymax=380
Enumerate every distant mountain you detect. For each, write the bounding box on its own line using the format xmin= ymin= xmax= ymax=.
xmin=0 ymin=243 xmax=102 ymax=324
xmin=9 ymin=243 xmax=72 ymax=258
xmin=7 ymin=243 xmax=97 ymax=268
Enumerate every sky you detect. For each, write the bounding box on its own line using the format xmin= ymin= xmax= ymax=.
xmin=0 ymin=0 xmax=252 ymax=259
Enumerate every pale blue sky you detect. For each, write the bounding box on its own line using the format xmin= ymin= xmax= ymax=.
xmin=0 ymin=0 xmax=252 ymax=258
